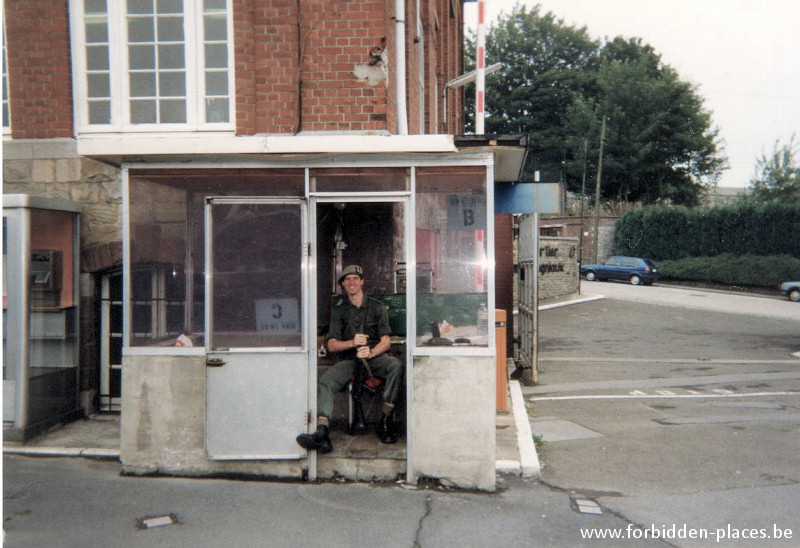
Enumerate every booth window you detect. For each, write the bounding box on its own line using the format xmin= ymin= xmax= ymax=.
xmin=415 ymin=166 xmax=490 ymax=347
xmin=126 ymin=168 xmax=304 ymax=348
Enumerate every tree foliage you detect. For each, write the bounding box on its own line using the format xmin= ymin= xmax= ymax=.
xmin=743 ymin=135 xmax=800 ymax=205
xmin=468 ymin=3 xmax=727 ymax=206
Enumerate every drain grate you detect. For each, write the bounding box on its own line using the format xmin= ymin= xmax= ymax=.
xmin=135 ymin=514 xmax=179 ymax=530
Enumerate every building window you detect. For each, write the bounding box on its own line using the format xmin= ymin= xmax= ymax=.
xmin=72 ymin=0 xmax=233 ymax=132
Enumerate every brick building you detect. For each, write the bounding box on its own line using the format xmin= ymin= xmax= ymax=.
xmin=4 ymin=0 xmax=527 ymax=490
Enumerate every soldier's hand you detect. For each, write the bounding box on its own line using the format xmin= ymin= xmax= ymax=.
xmin=356 ymin=346 xmax=371 ymax=359
xmin=353 ymin=333 xmax=367 ymax=346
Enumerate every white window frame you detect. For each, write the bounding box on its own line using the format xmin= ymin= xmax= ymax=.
xmin=2 ymin=22 xmax=10 ymax=135
xmin=69 ymin=0 xmax=235 ymax=134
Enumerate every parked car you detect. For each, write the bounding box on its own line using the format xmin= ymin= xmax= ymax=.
xmin=581 ymin=256 xmax=660 ymax=285
xmin=780 ymin=281 xmax=800 ymax=302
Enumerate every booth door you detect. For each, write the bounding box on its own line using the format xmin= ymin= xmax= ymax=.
xmin=205 ymin=198 xmax=308 ymax=460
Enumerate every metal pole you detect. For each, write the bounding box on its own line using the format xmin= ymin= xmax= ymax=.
xmin=475 ymin=0 xmax=486 ymax=133
xmin=578 ymin=138 xmax=587 ymax=294
xmin=592 ymin=117 xmax=606 ymax=264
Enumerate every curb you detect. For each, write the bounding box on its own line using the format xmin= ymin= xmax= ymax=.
xmin=509 ymin=380 xmax=540 ymax=478
xmin=3 ymin=446 xmax=120 ymax=460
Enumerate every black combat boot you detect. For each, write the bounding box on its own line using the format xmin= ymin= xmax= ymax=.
xmin=376 ymin=413 xmax=397 ymax=444
xmin=296 ymin=424 xmax=333 ymax=453
xmin=350 ymin=398 xmax=367 ymax=435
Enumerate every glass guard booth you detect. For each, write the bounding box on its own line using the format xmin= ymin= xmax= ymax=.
xmin=3 ymin=195 xmax=81 ymax=441
xmin=121 ymin=154 xmax=497 ymax=489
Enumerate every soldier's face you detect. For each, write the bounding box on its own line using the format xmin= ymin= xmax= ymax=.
xmin=342 ymin=274 xmax=364 ymax=295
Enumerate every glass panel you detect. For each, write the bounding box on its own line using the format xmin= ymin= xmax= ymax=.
xmin=310 ymin=168 xmax=409 ymax=192
xmin=205 ymin=98 xmax=229 ymax=123
xmin=85 ymin=0 xmax=108 ymax=13
xmin=158 ymin=0 xmax=183 ymax=14
xmin=86 ymin=46 xmax=110 ymax=70
xmin=210 ymin=202 xmax=303 ymax=349
xmin=415 ymin=166 xmax=489 ymax=347
xmin=204 ymin=43 xmax=227 ymax=69
xmin=127 ymin=0 xmax=153 ymax=14
xmin=157 ymin=16 xmax=184 ymax=41
xmin=127 ymin=168 xmax=305 ymax=347
xmin=88 ymin=73 xmax=111 ymax=97
xmin=128 ymin=17 xmax=155 ymax=42
xmin=159 ymin=98 xmax=186 ymax=123
xmin=129 ymin=45 xmax=155 ymax=69
xmin=130 ymin=99 xmax=156 ymax=123
xmin=158 ymin=72 xmax=185 ymax=96
xmin=205 ymin=71 xmax=228 ymax=95
xmin=204 ymin=0 xmax=226 ymax=10
xmin=204 ymin=13 xmax=227 ymax=40
xmin=129 ymin=72 xmax=156 ymax=97
xmin=85 ymin=19 xmax=109 ymax=42
xmin=88 ymin=100 xmax=111 ymax=124
xmin=158 ymin=44 xmax=185 ymax=69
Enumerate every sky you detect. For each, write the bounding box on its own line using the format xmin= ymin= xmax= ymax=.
xmin=464 ymin=0 xmax=800 ymax=188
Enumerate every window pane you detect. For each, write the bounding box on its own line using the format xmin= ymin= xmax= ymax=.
xmin=85 ymin=19 xmax=109 ymax=42
xmin=129 ymin=72 xmax=156 ymax=97
xmin=204 ymin=0 xmax=226 ymax=10
xmin=129 ymin=45 xmax=155 ymax=69
xmin=158 ymin=44 xmax=184 ymax=69
xmin=130 ymin=99 xmax=156 ymax=123
xmin=160 ymin=99 xmax=186 ymax=123
xmin=127 ymin=0 xmax=153 ymax=14
xmin=157 ymin=16 xmax=184 ymax=41
xmin=204 ymin=14 xmax=227 ymax=40
xmin=205 ymin=98 xmax=228 ymax=123
xmin=85 ymin=0 xmax=107 ymax=14
xmin=159 ymin=72 xmax=185 ymax=96
xmin=205 ymin=71 xmax=227 ymax=95
xmin=86 ymin=46 xmax=110 ymax=70
xmin=204 ymin=43 xmax=227 ymax=69
xmin=211 ymin=202 xmax=303 ymax=349
xmin=416 ymin=167 xmax=490 ymax=347
xmin=128 ymin=17 xmax=154 ymax=42
xmin=157 ymin=0 xmax=183 ymax=14
xmin=88 ymin=73 xmax=111 ymax=97
xmin=310 ymin=168 xmax=409 ymax=192
xmin=88 ymin=100 xmax=111 ymax=124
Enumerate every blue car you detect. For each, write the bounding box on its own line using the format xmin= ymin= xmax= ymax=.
xmin=581 ymin=255 xmax=659 ymax=286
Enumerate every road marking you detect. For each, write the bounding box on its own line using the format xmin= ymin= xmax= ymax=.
xmin=531 ymin=391 xmax=800 ymax=402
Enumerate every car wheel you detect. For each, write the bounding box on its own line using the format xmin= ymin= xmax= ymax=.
xmin=630 ymin=274 xmax=642 ymax=286
xmin=790 ymin=288 xmax=800 ymax=302
xmin=585 ymin=271 xmax=597 ymax=281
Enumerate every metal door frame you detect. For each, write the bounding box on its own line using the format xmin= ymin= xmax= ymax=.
xmin=204 ymin=196 xmax=310 ymax=460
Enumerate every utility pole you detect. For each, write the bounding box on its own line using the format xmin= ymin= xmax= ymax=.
xmin=592 ymin=117 xmax=606 ymax=264
xmin=578 ymin=138 xmax=588 ymax=294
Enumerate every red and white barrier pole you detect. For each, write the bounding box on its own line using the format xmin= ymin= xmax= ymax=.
xmin=476 ymin=0 xmax=486 ymax=134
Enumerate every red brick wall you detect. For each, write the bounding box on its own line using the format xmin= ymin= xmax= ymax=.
xmin=4 ymin=0 xmax=465 ymax=138
xmin=4 ymin=1 xmax=73 ymax=138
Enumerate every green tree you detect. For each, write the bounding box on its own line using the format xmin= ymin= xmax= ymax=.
xmin=465 ymin=3 xmax=599 ymax=180
xmin=745 ymin=135 xmax=800 ymax=205
xmin=564 ymin=37 xmax=726 ymax=206
xmin=468 ymin=4 xmax=727 ymax=206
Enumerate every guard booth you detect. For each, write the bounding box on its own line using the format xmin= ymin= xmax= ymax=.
xmin=116 ymin=141 xmax=499 ymax=490
xmin=3 ymin=195 xmax=82 ymax=441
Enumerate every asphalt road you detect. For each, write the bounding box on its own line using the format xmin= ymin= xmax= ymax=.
xmin=529 ymin=282 xmax=800 ymax=546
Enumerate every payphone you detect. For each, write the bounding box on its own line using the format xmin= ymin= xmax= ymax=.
xmin=30 ymin=250 xmax=62 ymax=307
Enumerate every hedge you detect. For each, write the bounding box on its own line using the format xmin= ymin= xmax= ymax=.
xmin=615 ymin=203 xmax=800 ymax=261
xmin=658 ymin=254 xmax=800 ymax=289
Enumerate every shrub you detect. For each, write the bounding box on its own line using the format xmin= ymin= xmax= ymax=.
xmin=658 ymin=254 xmax=800 ymax=289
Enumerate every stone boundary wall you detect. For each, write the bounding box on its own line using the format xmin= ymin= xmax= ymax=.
xmin=538 ymin=236 xmax=579 ymax=301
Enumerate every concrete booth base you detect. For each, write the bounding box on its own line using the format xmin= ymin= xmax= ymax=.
xmin=120 ymin=352 xmax=497 ymax=491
